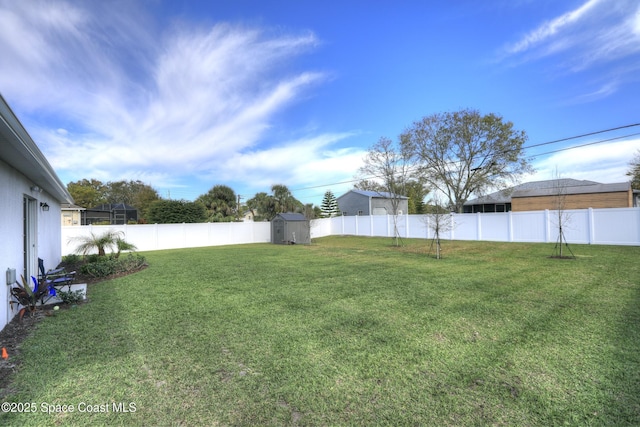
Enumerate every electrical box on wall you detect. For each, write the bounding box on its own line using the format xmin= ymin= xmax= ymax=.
xmin=6 ymin=268 xmax=16 ymax=285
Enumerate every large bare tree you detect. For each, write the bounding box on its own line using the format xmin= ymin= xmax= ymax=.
xmin=358 ymin=136 xmax=412 ymax=246
xmin=401 ymin=109 xmax=532 ymax=212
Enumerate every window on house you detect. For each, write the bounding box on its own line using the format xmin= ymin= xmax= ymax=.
xmin=357 ymin=210 xmax=364 ymax=215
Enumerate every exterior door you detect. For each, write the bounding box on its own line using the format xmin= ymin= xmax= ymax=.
xmin=23 ymin=196 xmax=37 ymax=281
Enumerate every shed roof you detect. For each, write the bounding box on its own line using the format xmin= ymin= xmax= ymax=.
xmin=274 ymin=213 xmax=307 ymax=221
xmin=0 ymin=94 xmax=73 ymax=204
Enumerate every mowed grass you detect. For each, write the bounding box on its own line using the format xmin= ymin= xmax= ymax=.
xmin=2 ymin=237 xmax=640 ymax=426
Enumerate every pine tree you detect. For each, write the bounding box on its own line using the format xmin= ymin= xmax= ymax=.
xmin=320 ymin=190 xmax=339 ymax=218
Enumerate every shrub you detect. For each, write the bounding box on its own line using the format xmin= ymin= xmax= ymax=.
xmin=71 ymin=230 xmax=137 ymax=257
xmin=86 ymin=254 xmax=101 ymax=264
xmin=56 ymin=289 xmax=85 ymax=304
xmin=62 ymin=254 xmax=82 ymax=264
xmin=80 ymin=253 xmax=147 ymax=278
xmin=81 ymin=258 xmax=116 ymax=277
xmin=147 ymin=199 xmax=207 ymax=223
xmin=117 ymin=253 xmax=147 ymax=272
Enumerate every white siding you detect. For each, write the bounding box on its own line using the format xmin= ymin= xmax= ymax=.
xmin=0 ymin=159 xmax=63 ymax=330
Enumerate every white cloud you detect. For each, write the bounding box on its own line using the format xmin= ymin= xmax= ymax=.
xmin=210 ymin=132 xmax=366 ymax=192
xmin=527 ymin=138 xmax=640 ymax=183
xmin=504 ymin=0 xmax=601 ymax=56
xmin=0 ymin=0 xmax=347 ymax=196
xmin=564 ymin=81 xmax=619 ymax=104
xmin=498 ymin=0 xmax=640 ymax=98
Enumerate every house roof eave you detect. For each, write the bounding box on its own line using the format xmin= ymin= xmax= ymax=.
xmin=0 ymin=94 xmax=73 ymax=204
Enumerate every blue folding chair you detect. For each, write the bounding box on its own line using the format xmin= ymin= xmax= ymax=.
xmin=38 ymin=258 xmax=76 ymax=304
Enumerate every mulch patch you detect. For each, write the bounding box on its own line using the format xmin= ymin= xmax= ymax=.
xmin=0 ymin=263 xmax=147 ymax=399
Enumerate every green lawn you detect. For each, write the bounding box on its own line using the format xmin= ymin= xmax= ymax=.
xmin=2 ymin=237 xmax=640 ymax=426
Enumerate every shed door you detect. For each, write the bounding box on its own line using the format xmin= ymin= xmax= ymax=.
xmin=273 ymin=219 xmax=284 ymax=243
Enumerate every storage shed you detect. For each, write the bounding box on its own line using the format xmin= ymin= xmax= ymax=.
xmin=271 ymin=213 xmax=310 ymax=244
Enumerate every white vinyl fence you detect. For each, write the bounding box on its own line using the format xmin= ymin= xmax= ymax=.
xmin=312 ymin=207 xmax=640 ymax=246
xmin=62 ymin=207 xmax=640 ymax=255
xmin=62 ymin=222 xmax=271 ymax=255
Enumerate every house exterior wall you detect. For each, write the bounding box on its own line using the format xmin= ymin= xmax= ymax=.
xmin=512 ymin=190 xmax=632 ymax=211
xmin=0 ymin=160 xmax=27 ymax=328
xmin=62 ymin=209 xmax=82 ymax=226
xmin=0 ymin=159 xmax=62 ymax=329
xmin=337 ymin=192 xmax=409 ymax=216
xmin=371 ymin=198 xmax=408 ymax=215
xmin=337 ymin=192 xmax=369 ymax=216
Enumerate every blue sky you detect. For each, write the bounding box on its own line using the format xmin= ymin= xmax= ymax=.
xmin=1 ymin=0 xmax=639 ymax=206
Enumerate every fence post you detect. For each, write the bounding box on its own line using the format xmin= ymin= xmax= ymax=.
xmin=508 ymin=211 xmax=513 ymax=242
xmin=544 ymin=209 xmax=550 ymax=243
xmin=405 ymin=213 xmax=409 ymax=237
xmin=588 ymin=208 xmax=595 ymax=244
xmin=385 ymin=214 xmax=389 ymax=237
xmin=476 ymin=212 xmax=482 ymax=241
xmin=450 ymin=214 xmax=455 ymax=240
xmin=370 ymin=214 xmax=374 ymax=236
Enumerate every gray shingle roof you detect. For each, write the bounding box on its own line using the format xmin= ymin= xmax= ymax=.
xmin=464 ymin=179 xmax=629 ymax=205
xmin=512 ymin=181 xmax=629 ymax=198
xmin=342 ymin=190 xmax=409 ymax=199
xmin=276 ymin=213 xmax=307 ymax=221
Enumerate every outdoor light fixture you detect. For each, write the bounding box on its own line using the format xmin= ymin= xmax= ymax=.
xmin=40 ymin=202 xmax=50 ymax=211
xmin=30 ymin=185 xmax=41 ymax=192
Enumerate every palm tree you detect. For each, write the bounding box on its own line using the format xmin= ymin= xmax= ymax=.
xmin=115 ymin=238 xmax=137 ymax=259
xmin=196 ymin=185 xmax=237 ymax=222
xmin=271 ymin=184 xmax=302 ymax=214
xmin=71 ymin=230 xmax=134 ymax=257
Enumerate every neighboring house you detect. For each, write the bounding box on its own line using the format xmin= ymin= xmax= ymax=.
xmin=463 ymin=179 xmax=637 ymax=213
xmin=337 ymin=190 xmax=409 ymax=216
xmin=242 ymin=210 xmax=255 ymax=222
xmin=83 ymin=203 xmax=138 ymax=225
xmin=271 ymin=213 xmax=310 ymax=244
xmin=61 ymin=203 xmax=85 ymax=226
xmin=0 ymin=94 xmax=73 ymax=331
